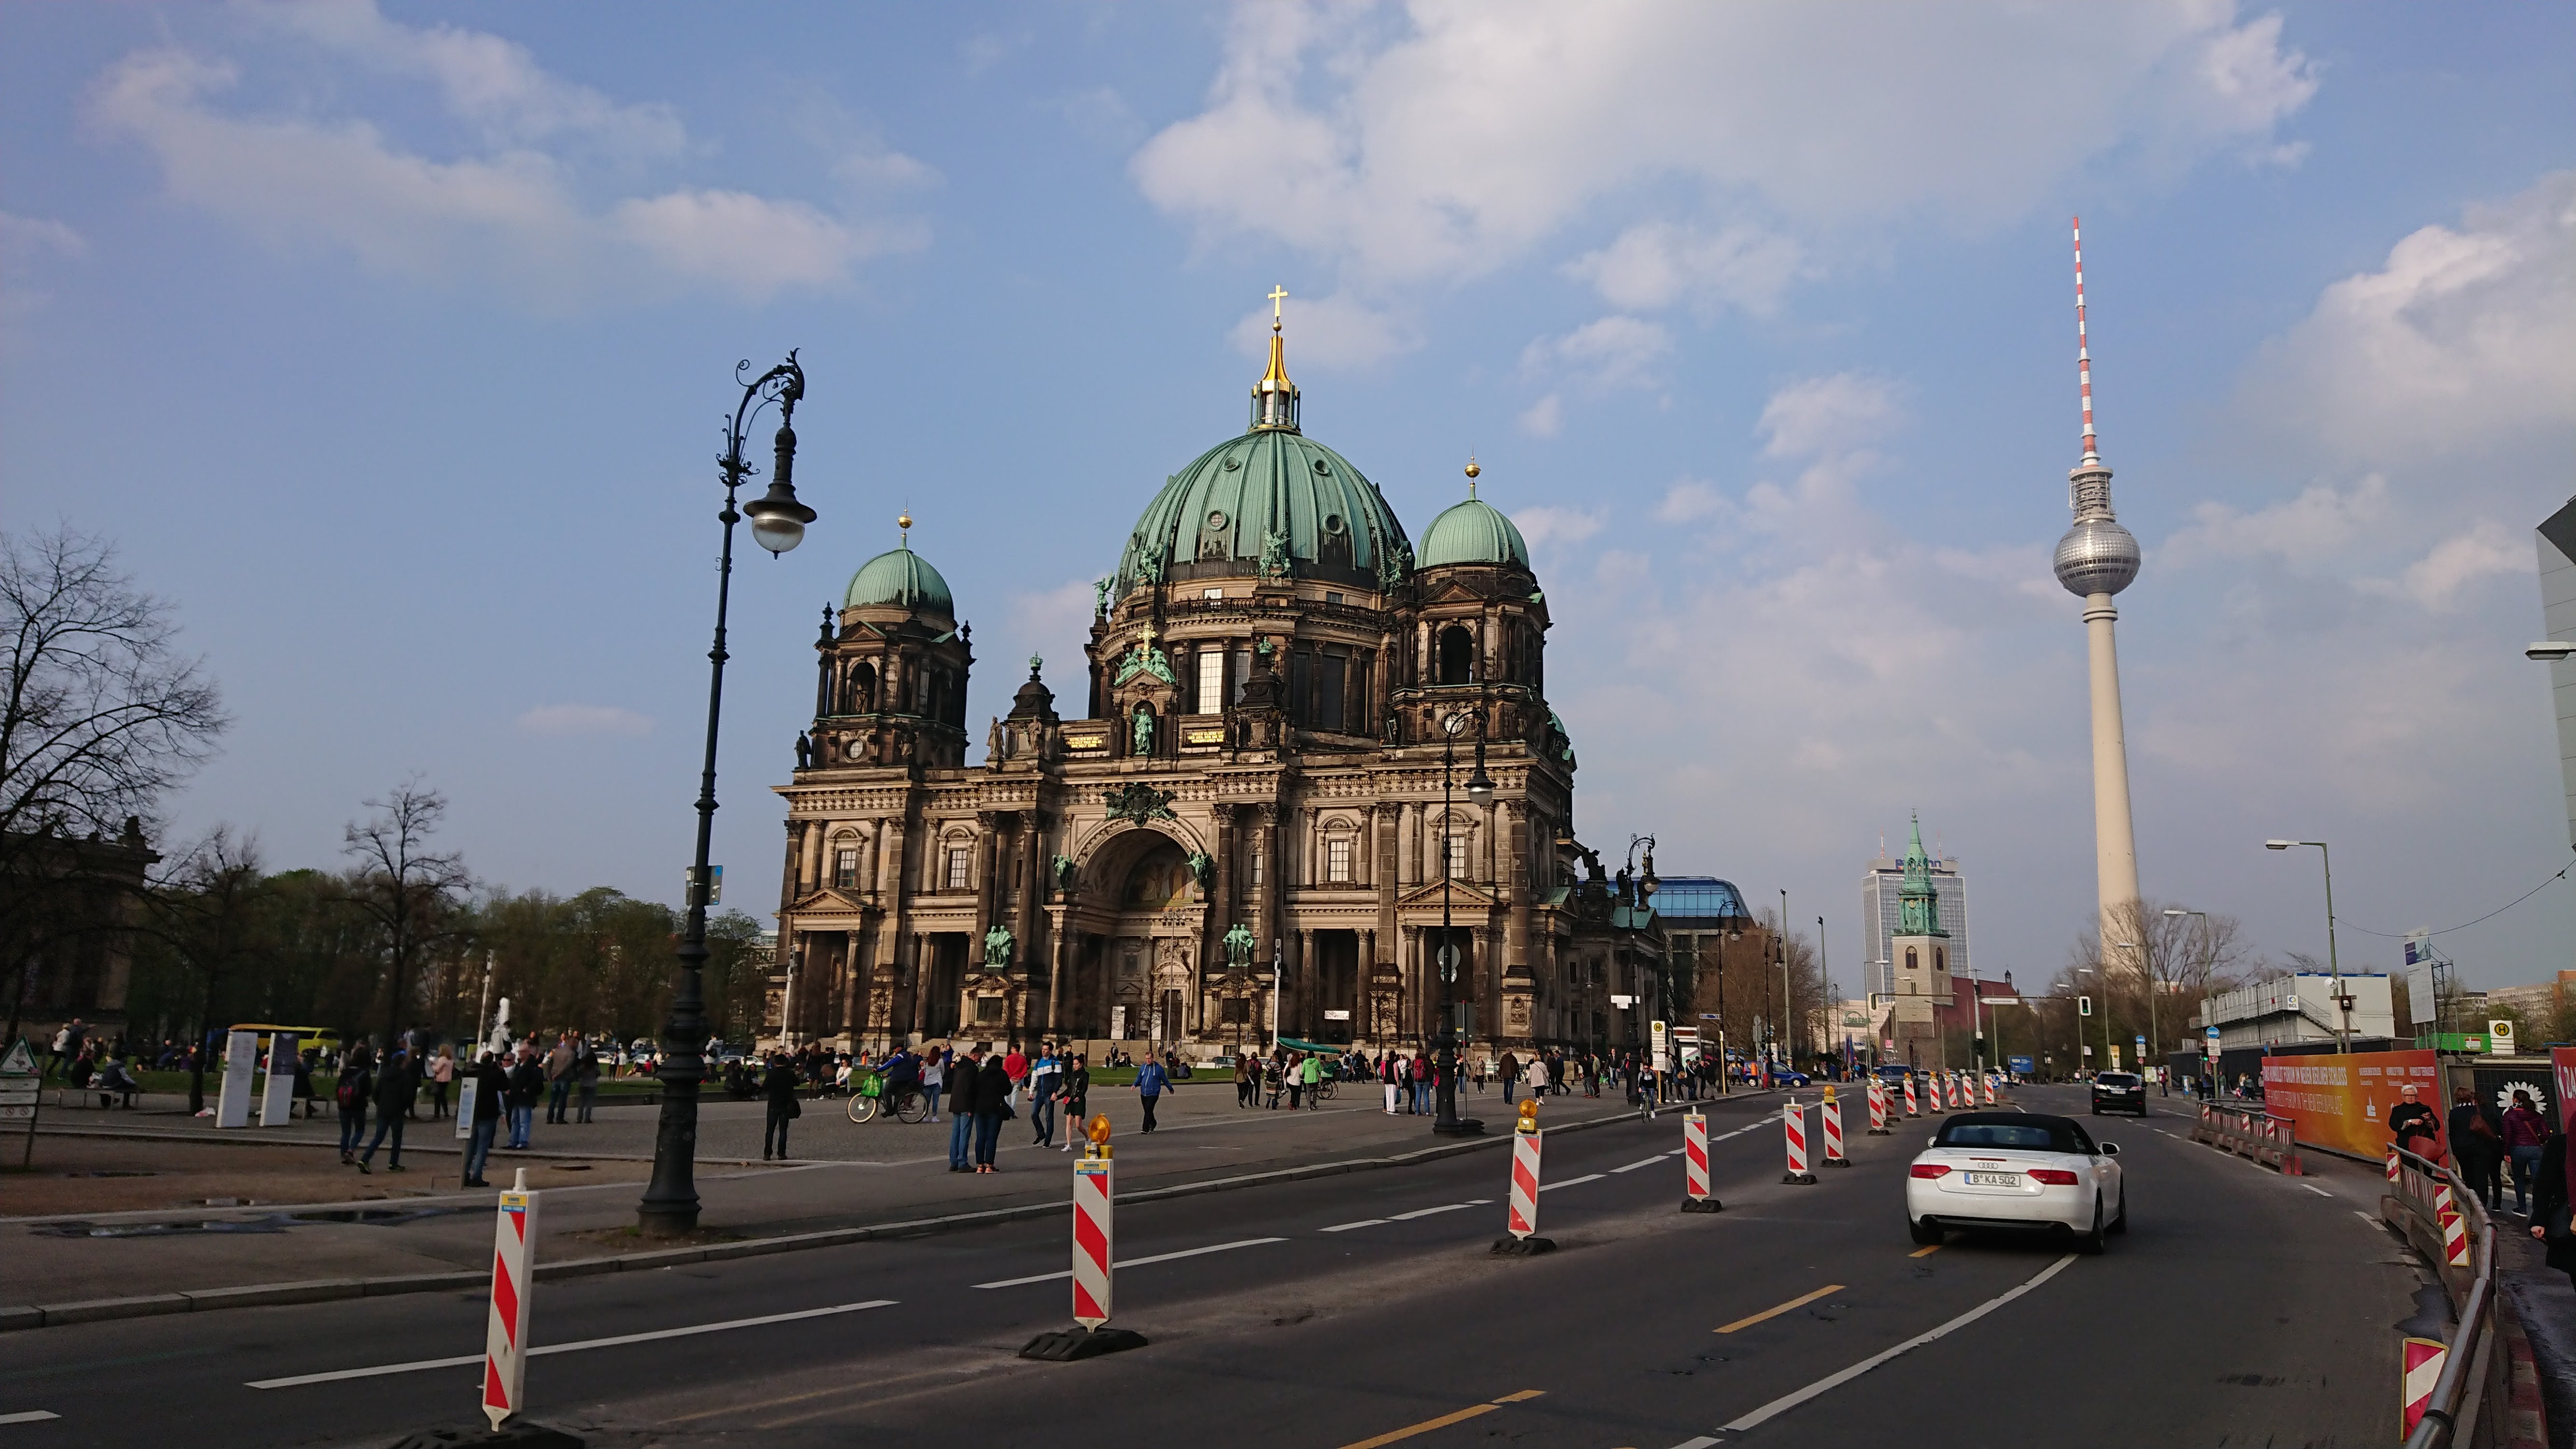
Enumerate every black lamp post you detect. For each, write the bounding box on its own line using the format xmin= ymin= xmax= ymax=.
xmin=1624 ymin=835 xmax=1660 ymax=1074
xmin=638 ymin=353 xmax=818 ymax=1237
xmin=1432 ymin=708 xmax=1492 ymax=1136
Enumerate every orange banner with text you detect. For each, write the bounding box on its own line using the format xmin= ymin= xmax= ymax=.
xmin=2261 ymin=1050 xmax=2440 ymax=1159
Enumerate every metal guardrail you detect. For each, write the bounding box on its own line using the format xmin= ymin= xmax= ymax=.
xmin=2187 ymin=1102 xmax=2305 ymax=1175
xmin=2387 ymin=1144 xmax=2505 ymax=1449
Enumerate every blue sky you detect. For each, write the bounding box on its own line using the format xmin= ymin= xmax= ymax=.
xmin=4 ymin=2 xmax=2571 ymax=993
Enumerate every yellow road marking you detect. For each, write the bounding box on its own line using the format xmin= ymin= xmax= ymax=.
xmin=1716 ymin=1283 xmax=1845 ymax=1334
xmin=1909 ymin=1244 xmax=1942 ymax=1258
xmin=1335 ymin=1391 xmax=1545 ymax=1448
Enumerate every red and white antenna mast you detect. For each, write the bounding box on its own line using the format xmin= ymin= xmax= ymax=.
xmin=2073 ymin=215 xmax=2098 ymax=465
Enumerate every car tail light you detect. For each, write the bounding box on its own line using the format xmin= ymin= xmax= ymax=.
xmin=1909 ymin=1164 xmax=1951 ymax=1179
xmin=2029 ymin=1168 xmax=2079 ymax=1185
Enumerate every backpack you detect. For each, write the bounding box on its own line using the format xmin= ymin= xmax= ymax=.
xmin=336 ymin=1076 xmax=362 ymax=1108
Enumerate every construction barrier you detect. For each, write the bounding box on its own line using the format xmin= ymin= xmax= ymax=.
xmin=2402 ymin=1336 xmax=2446 ymax=1437
xmin=481 ymin=1169 xmax=536 ymax=1431
xmin=2382 ymin=1144 xmax=2512 ymax=1449
xmin=1494 ymin=1097 xmax=1554 ymax=1254
xmin=1950 ymin=1074 xmax=1966 ymax=1110
xmin=1681 ymin=1109 xmax=1719 ymax=1212
xmin=2434 ymin=1182 xmax=2469 ymax=1270
xmin=1902 ymin=1074 xmax=1919 ymax=1118
xmin=1866 ymin=1078 xmax=1891 ymax=1135
xmin=1821 ymin=1087 xmax=1848 ymax=1167
xmin=2188 ymin=1102 xmax=2305 ymax=1176
xmin=1781 ymin=1100 xmax=1816 ymax=1185
xmin=1981 ymin=1072 xmax=1996 ymax=1108
xmin=1020 ymin=1115 xmax=1147 ymax=1361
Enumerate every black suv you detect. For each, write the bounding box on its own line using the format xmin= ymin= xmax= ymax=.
xmin=2090 ymin=1070 xmax=2146 ymax=1116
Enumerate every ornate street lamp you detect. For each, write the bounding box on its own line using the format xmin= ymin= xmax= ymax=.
xmin=1432 ymin=709 xmax=1491 ymax=1135
xmin=638 ymin=353 xmax=818 ymax=1237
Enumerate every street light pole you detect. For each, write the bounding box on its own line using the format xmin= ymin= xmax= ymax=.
xmin=1432 ymin=709 xmax=1492 ymax=1135
xmin=2265 ymin=839 xmax=2349 ymax=1052
xmin=638 ymin=353 xmax=818 ymax=1238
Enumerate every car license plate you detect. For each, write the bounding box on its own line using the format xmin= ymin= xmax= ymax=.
xmin=1964 ymin=1171 xmax=2021 ymax=1187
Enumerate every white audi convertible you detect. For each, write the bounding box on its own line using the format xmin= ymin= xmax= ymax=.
xmin=1906 ymin=1112 xmax=2125 ymax=1253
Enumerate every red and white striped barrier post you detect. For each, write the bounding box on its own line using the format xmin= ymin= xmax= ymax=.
xmin=1020 ymin=1115 xmax=1148 ymax=1360
xmin=1781 ymin=1099 xmax=1817 ymax=1185
xmin=2402 ymin=1336 xmax=2446 ymax=1436
xmin=1950 ymin=1074 xmax=1965 ymax=1109
xmin=1680 ymin=1108 xmax=1720 ymax=1212
xmin=2434 ymin=1181 xmax=2470 ymax=1269
xmin=480 ymin=1169 xmax=536 ymax=1431
xmin=1927 ymin=1072 xmax=1945 ymax=1114
xmin=1866 ymin=1077 xmax=1891 ymax=1135
xmin=1902 ymin=1073 xmax=1920 ymax=1118
xmin=1822 ymin=1086 xmax=1849 ymax=1168
xmin=1494 ymin=1098 xmax=1555 ymax=1254
xmin=2385 ymin=1145 xmax=2400 ymax=1189
xmin=1981 ymin=1072 xmax=1996 ymax=1108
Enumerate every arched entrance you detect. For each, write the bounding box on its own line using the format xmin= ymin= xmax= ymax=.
xmin=1064 ymin=826 xmax=1207 ymax=1046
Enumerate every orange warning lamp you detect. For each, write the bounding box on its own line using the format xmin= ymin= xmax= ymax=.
xmin=1823 ymin=1084 xmax=1837 ymax=1102
xmin=1085 ymin=1113 xmax=1113 ymax=1157
xmin=1515 ymin=1098 xmax=1541 ymax=1135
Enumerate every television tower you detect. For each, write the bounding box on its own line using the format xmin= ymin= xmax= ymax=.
xmin=2051 ymin=217 xmax=2144 ymax=944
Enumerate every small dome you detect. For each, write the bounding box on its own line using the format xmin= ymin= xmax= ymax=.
xmin=845 ymin=545 xmax=954 ymax=615
xmin=1418 ymin=497 xmax=1529 ymax=568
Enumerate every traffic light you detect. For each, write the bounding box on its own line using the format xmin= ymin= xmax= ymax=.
xmin=2077 ymin=995 xmax=2093 ymax=1017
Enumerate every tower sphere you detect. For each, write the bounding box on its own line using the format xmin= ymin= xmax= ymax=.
xmin=2053 ymin=516 xmax=2139 ymax=597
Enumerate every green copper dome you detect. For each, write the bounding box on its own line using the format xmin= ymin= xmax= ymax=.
xmin=1116 ymin=429 xmax=1411 ymax=594
xmin=845 ymin=545 xmax=953 ymax=616
xmin=1417 ymin=496 xmax=1529 ymax=568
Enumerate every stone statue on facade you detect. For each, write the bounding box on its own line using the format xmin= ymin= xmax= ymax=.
xmin=983 ymin=923 xmax=1014 ymax=970
xmin=1261 ymin=527 xmax=1292 ymax=580
xmin=1051 ymin=854 xmax=1076 ymax=894
xmin=794 ymin=732 xmax=811 ymax=769
xmin=1131 ymin=704 xmax=1155 ymax=756
xmin=986 ymin=717 xmax=1004 ymax=761
xmin=1093 ymin=576 xmax=1112 ymax=616
xmin=1187 ymin=851 xmax=1214 ymax=890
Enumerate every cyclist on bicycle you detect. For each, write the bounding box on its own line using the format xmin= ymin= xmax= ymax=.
xmin=880 ymin=1044 xmax=921 ymax=1102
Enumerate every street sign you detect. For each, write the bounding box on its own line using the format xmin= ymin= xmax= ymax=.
xmin=0 ymin=1039 xmax=34 ymax=1077
xmin=1 ymin=1037 xmax=35 ymax=1166
xmin=2204 ymin=1026 xmax=2221 ymax=1059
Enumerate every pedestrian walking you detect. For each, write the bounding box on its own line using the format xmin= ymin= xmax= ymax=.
xmin=1301 ymin=1050 xmax=1323 ymax=1109
xmin=1030 ymin=1046 xmax=1062 ymax=1147
xmin=1499 ymin=1048 xmax=1519 ymax=1103
xmin=973 ymin=1046 xmax=1010 ymax=1173
xmin=335 ymin=1044 xmax=374 ymax=1163
xmin=922 ymin=1047 xmax=947 ymax=1123
xmin=2387 ymin=1083 xmax=2438 ymax=1159
xmin=1002 ymin=1042 xmax=1030 ymax=1112
xmin=1236 ymin=1053 xmax=1255 ymax=1109
xmin=2526 ymin=1111 xmax=2573 ymax=1293
xmin=946 ymin=1044 xmax=982 ymax=1171
xmin=427 ymin=1044 xmax=455 ymax=1119
xmin=1059 ymin=1053 xmax=1091 ymax=1152
xmin=545 ymin=1034 xmax=576 ymax=1124
xmin=575 ymin=1044 xmax=600 ymax=1123
xmin=1525 ymin=1051 xmax=1550 ymax=1100
xmin=1135 ymin=1052 xmax=1170 ymax=1133
xmin=462 ymin=1050 xmax=507 ymax=1188
xmin=356 ymin=1048 xmax=415 ymax=1173
xmin=761 ymin=1051 xmax=800 ymax=1160
xmin=1381 ymin=1051 xmax=1401 ymax=1115
xmin=2449 ymin=1087 xmax=2505 ymax=1212
xmin=2505 ymin=1090 xmax=2548 ymax=1216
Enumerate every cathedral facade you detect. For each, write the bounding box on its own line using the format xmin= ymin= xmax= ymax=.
xmin=767 ymin=310 xmax=1664 ymax=1057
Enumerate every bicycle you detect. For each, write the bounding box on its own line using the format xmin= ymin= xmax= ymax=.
xmin=846 ymin=1073 xmax=931 ymax=1124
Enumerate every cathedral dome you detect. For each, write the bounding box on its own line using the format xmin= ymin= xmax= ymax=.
xmin=1418 ymin=496 xmax=1528 ymax=568
xmin=1115 ymin=428 xmax=1411 ymax=594
xmin=845 ymin=544 xmax=953 ymax=616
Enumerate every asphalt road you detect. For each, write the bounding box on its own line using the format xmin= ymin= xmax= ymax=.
xmin=0 ymin=1085 xmax=2419 ymax=1448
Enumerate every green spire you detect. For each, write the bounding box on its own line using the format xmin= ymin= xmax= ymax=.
xmin=1898 ymin=812 xmax=1946 ymax=938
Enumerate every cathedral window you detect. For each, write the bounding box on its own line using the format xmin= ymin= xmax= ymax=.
xmin=1326 ymin=838 xmax=1351 ymax=883
xmin=1437 ymin=625 xmax=1474 ymax=685
xmin=945 ymin=846 xmax=971 ymax=890
xmin=1443 ymin=834 xmax=1468 ymax=880
xmin=1905 ymin=946 xmax=1919 ymax=972
xmin=1250 ymin=850 xmax=1264 ymax=888
xmin=1314 ymin=652 xmax=1346 ymax=732
xmin=834 ymin=848 xmax=858 ymax=888
xmin=1197 ymin=649 xmax=1225 ymax=714
xmin=1231 ymin=645 xmax=1252 ymax=704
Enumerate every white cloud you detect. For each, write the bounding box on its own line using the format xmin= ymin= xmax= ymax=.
xmin=1564 ymin=221 xmax=1807 ymax=315
xmin=1655 ymin=481 xmax=1728 ymax=525
xmin=1133 ymin=1 xmax=2316 ymax=286
xmin=1759 ymin=373 xmax=1906 ymax=459
xmin=1229 ymin=292 xmax=1420 ymax=369
xmin=517 ymin=704 xmax=652 ymax=737
xmin=2161 ymin=475 xmax=2392 ymax=573
xmin=2381 ymin=523 xmax=2526 ymax=611
xmin=1521 ymin=315 xmax=1671 ymax=392
xmin=2241 ymin=169 xmax=2576 ymax=466
xmin=1518 ymin=394 xmax=1563 ymax=439
xmin=0 ymin=212 xmax=86 ymax=317
xmin=1512 ymin=506 xmax=1605 ymax=550
xmin=87 ymin=11 xmax=927 ymax=307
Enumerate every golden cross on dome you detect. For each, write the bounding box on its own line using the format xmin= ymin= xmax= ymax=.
xmin=1267 ymin=285 xmax=1288 ymax=327
xmin=1139 ymin=620 xmax=1157 ymax=648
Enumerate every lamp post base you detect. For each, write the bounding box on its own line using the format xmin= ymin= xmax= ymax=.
xmin=1432 ymin=1117 xmax=1486 ymax=1136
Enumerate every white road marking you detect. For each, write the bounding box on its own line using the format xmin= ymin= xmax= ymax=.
xmin=1612 ymin=1157 xmax=1666 ymax=1174
xmin=1390 ymin=1202 xmax=1479 ymax=1221
xmin=1674 ymin=1254 xmax=2079 ymax=1443
xmin=2304 ymin=1184 xmax=2333 ymax=1198
xmin=247 ymin=1299 xmax=900 ymax=1389
xmin=1538 ymin=1173 xmax=1605 ymax=1192
xmin=0 ymin=1412 xmax=62 ymax=1426
xmin=1321 ymin=1219 xmax=1388 ymax=1233
xmin=973 ymin=1236 xmax=1285 ymax=1289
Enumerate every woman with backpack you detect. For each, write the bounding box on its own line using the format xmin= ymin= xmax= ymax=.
xmin=335 ymin=1044 xmax=374 ymax=1164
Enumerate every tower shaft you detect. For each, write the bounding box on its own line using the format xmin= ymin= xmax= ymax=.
xmin=2083 ymin=595 xmax=2142 ymax=941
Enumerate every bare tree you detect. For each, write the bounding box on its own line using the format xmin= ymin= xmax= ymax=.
xmin=1 ymin=527 xmax=226 ymax=1037
xmin=2058 ymin=896 xmax=2251 ymax=1066
xmin=139 ymin=827 xmax=273 ymax=1112
xmin=339 ymin=779 xmax=470 ymax=1050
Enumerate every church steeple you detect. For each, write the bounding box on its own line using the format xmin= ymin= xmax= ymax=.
xmin=1250 ymin=284 xmax=1301 ymax=433
xmin=1898 ymin=812 xmax=1947 ymax=938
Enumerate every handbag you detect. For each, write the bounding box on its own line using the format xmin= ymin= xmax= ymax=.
xmin=784 ymin=1095 xmax=802 ymax=1119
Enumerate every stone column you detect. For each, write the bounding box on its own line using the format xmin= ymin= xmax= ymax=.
xmin=841 ymin=928 xmax=864 ymax=1039
xmin=907 ymin=932 xmax=929 ymax=1039
xmin=1257 ymin=804 xmax=1282 ymax=969
xmin=1402 ymin=925 xmax=1422 ymax=1040
xmin=1015 ymin=810 xmax=1045 ymax=1020
xmin=1295 ymin=929 xmax=1315 ymax=1036
xmin=973 ymin=811 xmax=1001 ymax=963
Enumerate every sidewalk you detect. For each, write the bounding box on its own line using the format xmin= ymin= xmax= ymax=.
xmin=7 ymin=1082 xmax=1720 ymax=1319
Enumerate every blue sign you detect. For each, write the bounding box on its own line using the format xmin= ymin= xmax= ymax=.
xmin=2007 ymin=1055 xmax=2035 ymax=1075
